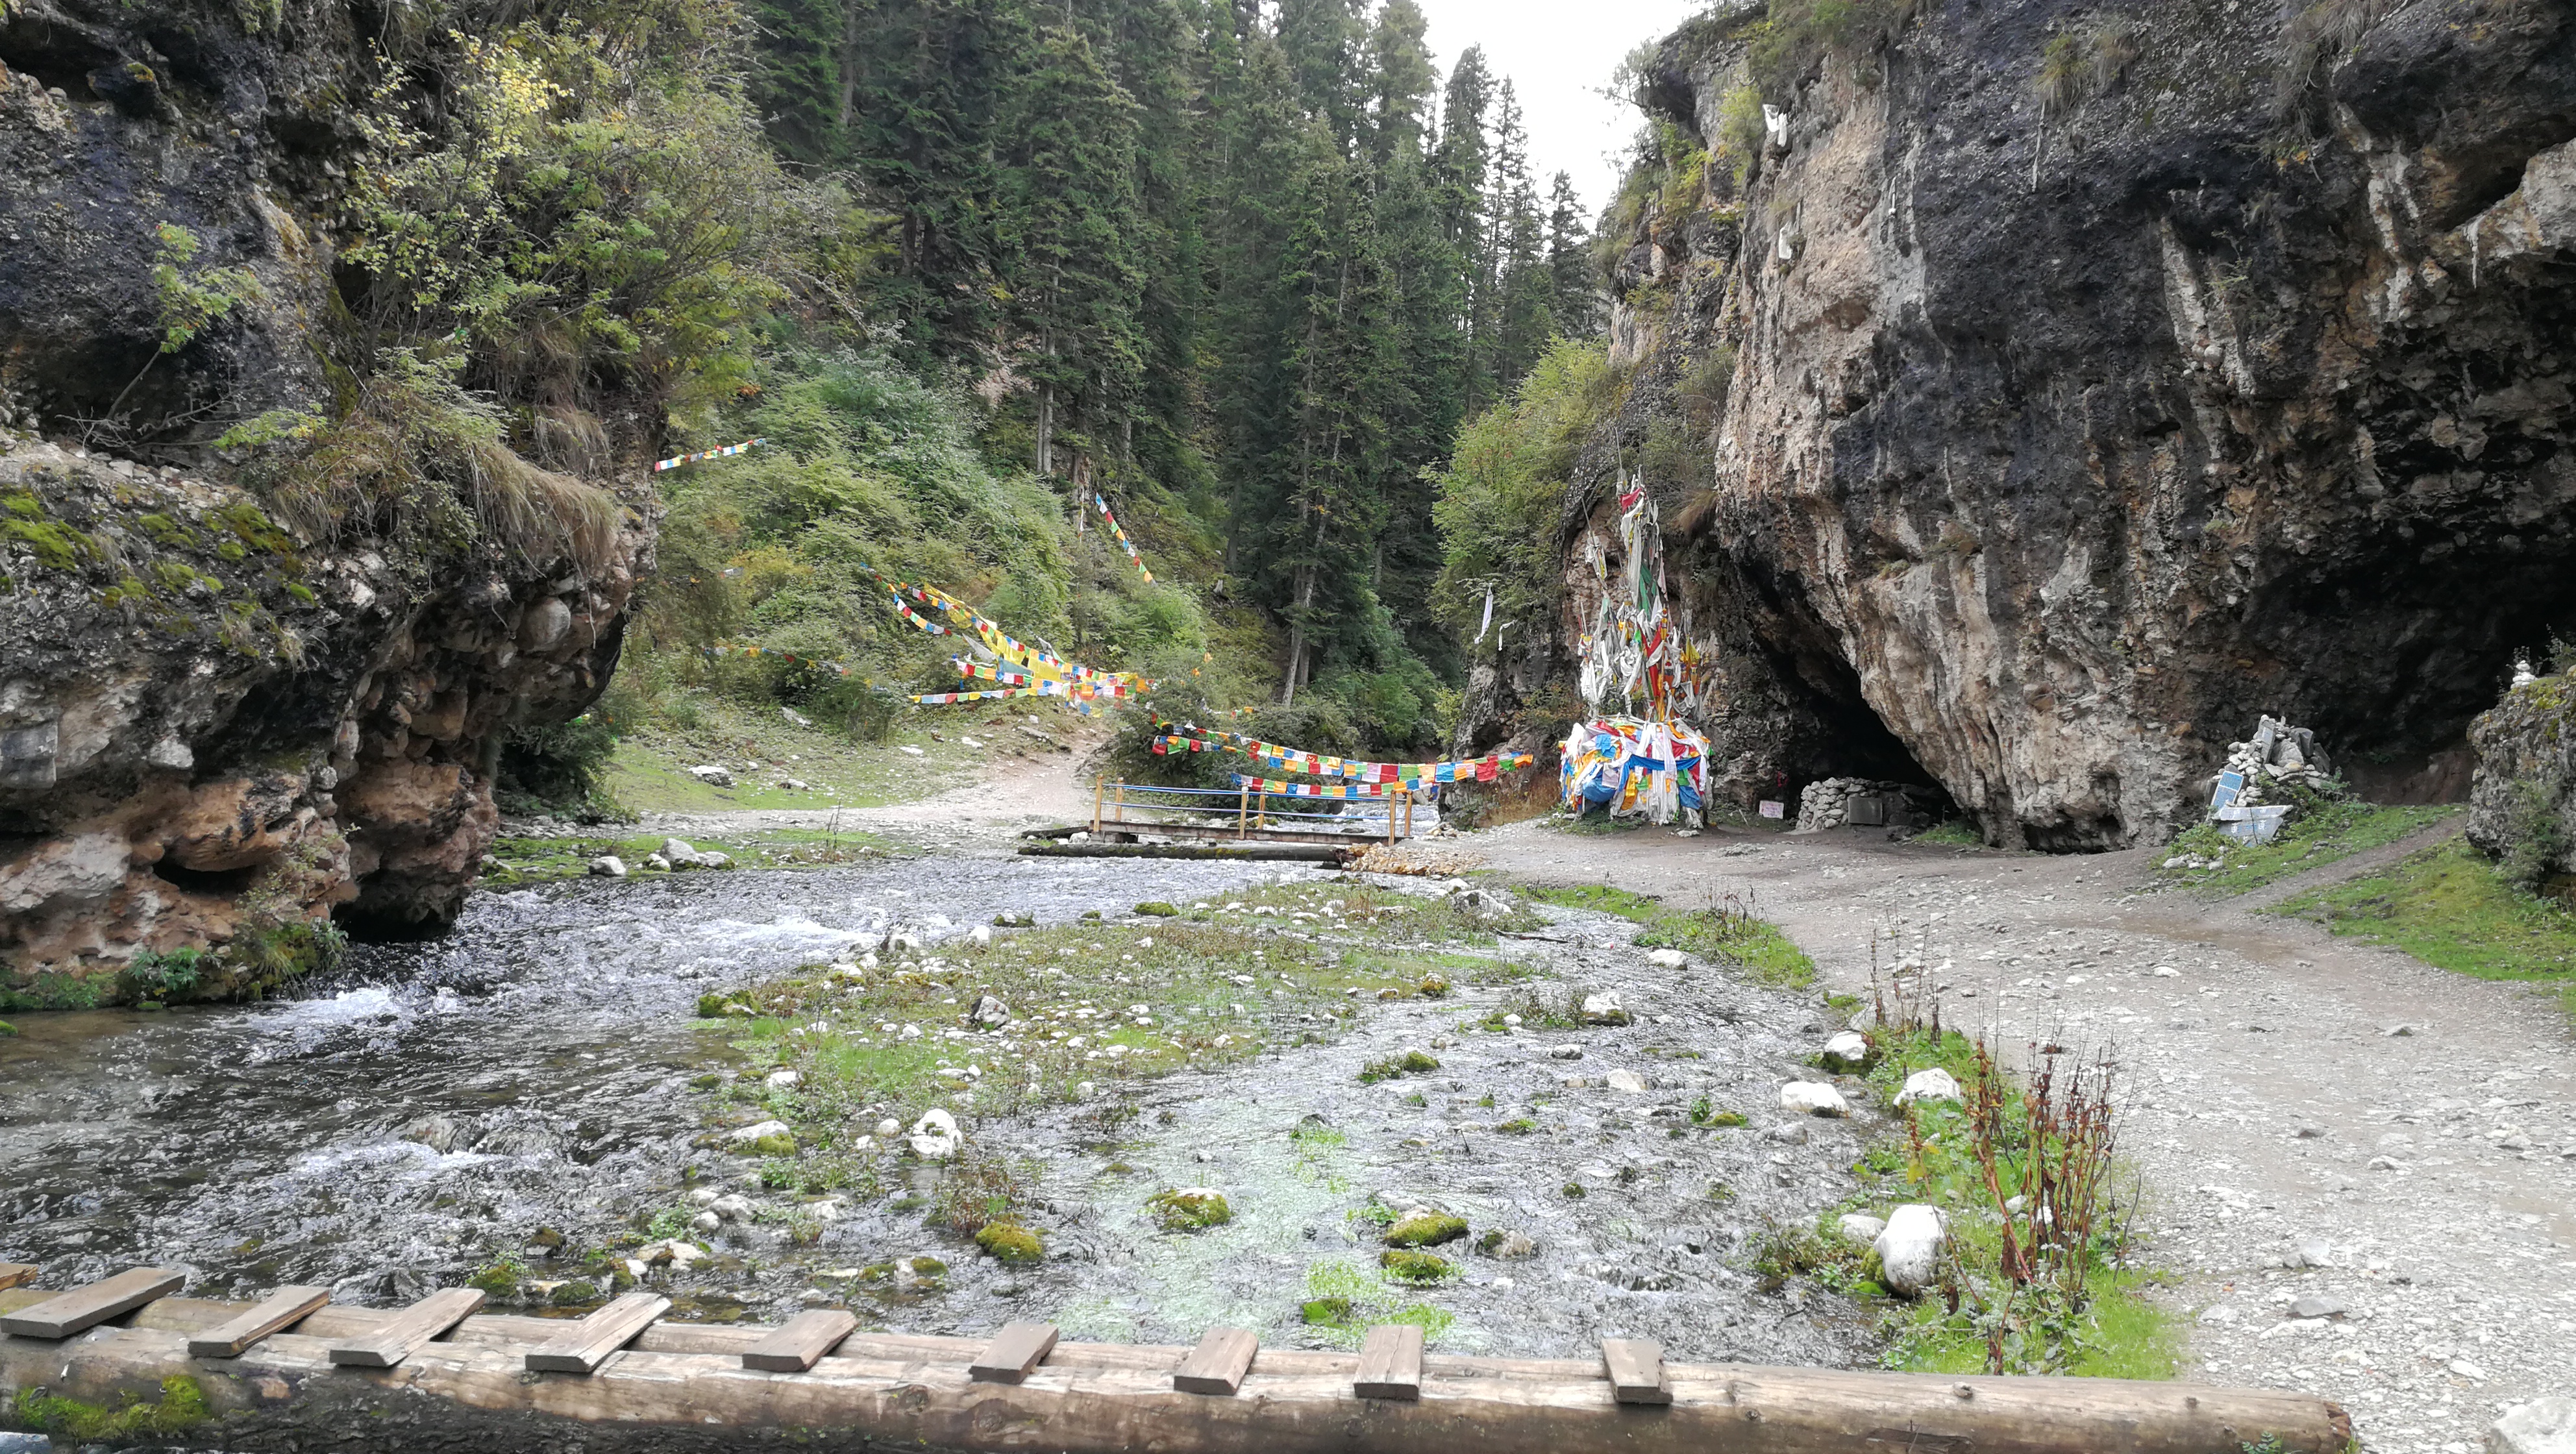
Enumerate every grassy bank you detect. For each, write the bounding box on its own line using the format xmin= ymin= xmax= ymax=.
xmin=2152 ymin=799 xmax=2454 ymax=896
xmin=2276 ymin=837 xmax=2576 ymax=1018
xmin=1524 ymin=883 xmax=1819 ymax=989
xmin=1756 ymin=1027 xmax=2179 ymax=1379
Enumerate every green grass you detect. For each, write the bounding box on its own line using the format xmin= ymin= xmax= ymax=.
xmin=1752 ymin=1028 xmax=2182 ymax=1379
xmin=1298 ymin=1258 xmax=1455 ymax=1346
xmin=597 ymin=690 xmax=1045 ymax=813
xmin=1633 ymin=912 xmax=1816 ymax=988
xmin=1523 ymin=883 xmax=1666 ymax=920
xmin=2155 ymin=800 xmax=2455 ymax=896
xmin=1911 ymin=820 xmax=1984 ymax=848
xmin=2277 ymin=839 xmax=2576 ymax=1017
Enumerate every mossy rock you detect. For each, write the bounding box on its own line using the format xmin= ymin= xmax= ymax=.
xmin=1385 ymin=1213 xmax=1468 ymax=1249
xmin=910 ymin=1255 xmax=949 ymax=1278
xmin=550 ymin=1279 xmax=600 ymax=1306
xmin=747 ymin=1132 xmax=798 ymax=1157
xmin=975 ymin=1222 xmax=1046 ymax=1264
xmin=993 ymin=911 xmax=1036 ymax=927
xmin=1080 ymin=909 xmax=1103 ymax=920
xmin=1475 ymin=1229 xmax=1505 ymax=1254
xmin=1146 ymin=1188 xmax=1232 ymax=1231
xmin=1379 ymin=1249 xmax=1454 ymax=1285
xmin=1700 ymin=1109 xmax=1748 ymax=1128
xmin=1300 ymin=1296 xmax=1352 ymax=1326
xmin=0 ymin=1019 xmax=17 ymax=1036
xmin=465 ymin=1261 xmax=522 ymax=1298
xmin=696 ymin=994 xmax=736 ymax=1018
xmin=1132 ymin=901 xmax=1179 ymax=917
xmin=21 ymin=1374 xmax=209 ymax=1439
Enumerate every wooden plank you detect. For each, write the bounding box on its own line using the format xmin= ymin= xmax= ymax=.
xmin=1600 ymin=1338 xmax=1670 ymax=1406
xmin=741 ymin=1309 xmax=858 ymax=1372
xmin=325 ymin=1288 xmax=485 ymax=1368
xmin=525 ymin=1292 xmax=669 ymax=1374
xmin=1352 ymin=1324 xmax=1422 ymax=1401
xmin=969 ymin=1321 xmax=1059 ymax=1385
xmin=0 ymin=1266 xmax=187 ymax=1339
xmin=0 ymin=1265 xmax=35 ymax=1292
xmin=1172 ymin=1326 xmax=1257 ymax=1396
xmin=186 ymin=1285 xmax=331 ymax=1359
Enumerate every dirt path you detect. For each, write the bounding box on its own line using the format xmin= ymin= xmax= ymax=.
xmin=1429 ymin=818 xmax=2575 ymax=1451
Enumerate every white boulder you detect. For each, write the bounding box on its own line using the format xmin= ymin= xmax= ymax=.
xmin=1837 ymin=1213 xmax=1887 ymax=1245
xmin=969 ymin=924 xmax=993 ymax=946
xmin=1874 ymin=1204 xmax=1946 ymax=1296
xmin=1779 ymin=1081 xmax=1850 ymax=1117
xmin=1579 ymin=991 xmax=1631 ymax=1025
xmin=1822 ymin=1031 xmax=1871 ymax=1066
xmin=587 ymin=855 xmax=626 ymax=878
xmin=2490 ymin=1398 xmax=2576 ymax=1454
xmin=1604 ymin=1069 xmax=1650 ymax=1093
xmin=909 ymin=1108 xmax=961 ymax=1161
xmin=689 ymin=765 xmax=734 ymax=787
xmin=726 ymin=1119 xmax=791 ymax=1146
xmin=763 ymin=1070 xmax=800 ymax=1090
xmin=1646 ymin=948 xmax=1686 ymax=968
xmin=971 ymin=994 xmax=1011 ymax=1027
xmin=1896 ymin=1068 xmax=1962 ymax=1105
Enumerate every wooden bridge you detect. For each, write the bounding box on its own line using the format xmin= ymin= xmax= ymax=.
xmin=0 ymin=1262 xmax=2353 ymax=1453
xmin=1085 ymin=781 xmax=1422 ymax=846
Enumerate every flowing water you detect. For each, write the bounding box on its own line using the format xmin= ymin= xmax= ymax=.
xmin=1 ymin=852 xmax=1868 ymax=1374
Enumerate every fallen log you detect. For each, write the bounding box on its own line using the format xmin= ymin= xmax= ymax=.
xmin=0 ymin=1288 xmax=2354 ymax=1454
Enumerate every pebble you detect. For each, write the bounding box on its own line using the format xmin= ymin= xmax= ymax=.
xmin=2287 ymin=1293 xmax=2347 ymax=1319
xmin=1604 ymin=1069 xmax=1650 ymax=1093
xmin=1778 ymin=1081 xmax=1850 ymax=1117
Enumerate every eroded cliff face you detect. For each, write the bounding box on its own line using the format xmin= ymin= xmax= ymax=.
xmin=1481 ymin=0 xmax=2576 ymax=849
xmin=0 ymin=0 xmax=650 ymax=1003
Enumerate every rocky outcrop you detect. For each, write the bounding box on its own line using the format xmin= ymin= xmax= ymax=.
xmin=2464 ymin=671 xmax=2573 ymax=880
xmin=1471 ymin=0 xmax=2576 ymax=849
xmin=0 ymin=0 xmax=654 ymax=1004
xmin=0 ymin=439 xmax=643 ymax=1004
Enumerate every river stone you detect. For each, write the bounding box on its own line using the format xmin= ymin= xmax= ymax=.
xmin=2490 ymin=1398 xmax=2576 ymax=1454
xmin=709 ymin=1194 xmax=753 ymax=1222
xmin=1547 ymin=1045 xmax=1583 ymax=1060
xmin=643 ymin=853 xmax=671 ymax=872
xmin=1896 ymin=1068 xmax=1962 ymax=1105
xmin=1579 ymin=991 xmax=1630 ymax=1025
xmin=588 ymin=854 xmax=626 ymax=878
xmin=1605 ymin=1069 xmax=1650 ymax=1093
xmin=910 ymin=1108 xmax=961 ymax=1161
xmin=399 ymin=1114 xmax=460 ymax=1153
xmin=764 ymin=1070 xmax=800 ymax=1090
xmin=1874 ymin=1205 xmax=1946 ymax=1296
xmin=1646 ymin=948 xmax=1686 ymax=968
xmin=688 ymin=765 xmax=734 ymax=787
xmin=874 ymin=1118 xmax=901 ymax=1136
xmin=1837 ymin=1213 xmax=1887 ymax=1244
xmin=728 ymin=1119 xmax=791 ymax=1145
xmin=969 ymin=924 xmax=993 ymax=946
xmin=1779 ymin=1081 xmax=1850 ymax=1117
xmin=972 ymin=994 xmax=1009 ymax=1026
xmin=1822 ymin=1031 xmax=1870 ymax=1066
xmin=0 ymin=1433 xmax=55 ymax=1453
xmin=2288 ymin=1293 xmax=2347 ymax=1320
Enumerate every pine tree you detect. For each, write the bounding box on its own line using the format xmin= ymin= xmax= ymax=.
xmin=1004 ymin=22 xmax=1146 ymax=478
xmin=1546 ymin=171 xmax=1603 ymax=339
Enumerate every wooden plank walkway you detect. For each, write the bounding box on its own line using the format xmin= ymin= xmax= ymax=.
xmin=0 ymin=1271 xmax=2355 ymax=1454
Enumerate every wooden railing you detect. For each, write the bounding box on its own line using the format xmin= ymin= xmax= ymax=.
xmin=1089 ymin=781 xmax=1417 ymax=845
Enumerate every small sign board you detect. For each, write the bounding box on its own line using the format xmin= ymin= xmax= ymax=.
xmin=1758 ymin=800 xmax=1784 ymax=819
xmin=2211 ymin=771 xmax=2244 ymax=813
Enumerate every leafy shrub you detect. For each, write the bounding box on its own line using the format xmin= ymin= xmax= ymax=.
xmin=2499 ymin=776 xmax=2570 ymax=894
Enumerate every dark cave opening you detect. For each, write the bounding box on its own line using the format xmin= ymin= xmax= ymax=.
xmin=151 ymin=860 xmax=260 ymax=897
xmin=1761 ymin=635 xmax=1959 ymax=825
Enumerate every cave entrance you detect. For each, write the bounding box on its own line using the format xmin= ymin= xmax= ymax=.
xmin=1760 ymin=635 xmax=1957 ymax=826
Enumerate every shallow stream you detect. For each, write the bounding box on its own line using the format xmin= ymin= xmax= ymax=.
xmin=1 ymin=852 xmax=1870 ymax=1369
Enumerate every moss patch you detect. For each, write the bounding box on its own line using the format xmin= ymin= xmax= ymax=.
xmin=1146 ymin=1189 xmax=1232 ymax=1231
xmin=974 ymin=1222 xmax=1046 ymax=1264
xmin=1378 ymin=1249 xmax=1455 ymax=1285
xmin=1383 ymin=1212 xmax=1468 ymax=1248
xmin=19 ymin=1375 xmax=211 ymax=1439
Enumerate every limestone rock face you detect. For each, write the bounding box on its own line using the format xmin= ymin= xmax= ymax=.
xmin=2464 ymin=672 xmax=2576 ymax=876
xmin=1464 ymin=2 xmax=2576 ymax=850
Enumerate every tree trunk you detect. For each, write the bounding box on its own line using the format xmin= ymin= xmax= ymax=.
xmin=1036 ymin=380 xmax=1055 ymax=478
xmin=835 ymin=0 xmax=861 ymax=130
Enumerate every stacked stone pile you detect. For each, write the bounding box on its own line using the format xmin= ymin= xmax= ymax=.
xmin=2220 ymin=717 xmax=2337 ymax=810
xmin=1794 ymin=778 xmax=1924 ymax=833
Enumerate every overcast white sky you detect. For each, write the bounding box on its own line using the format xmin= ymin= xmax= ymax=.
xmin=1409 ymin=0 xmax=1716 ymax=222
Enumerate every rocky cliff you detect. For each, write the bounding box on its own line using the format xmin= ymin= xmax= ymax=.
xmin=0 ymin=0 xmax=650 ymax=1005
xmin=1468 ymin=0 xmax=2576 ymax=849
